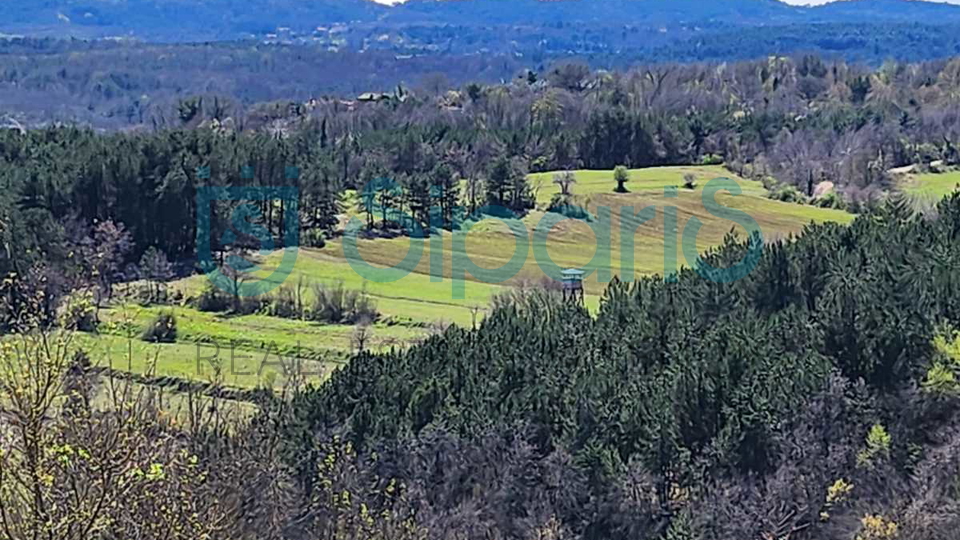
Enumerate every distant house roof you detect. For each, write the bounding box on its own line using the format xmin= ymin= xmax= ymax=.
xmin=357 ymin=92 xmax=390 ymax=102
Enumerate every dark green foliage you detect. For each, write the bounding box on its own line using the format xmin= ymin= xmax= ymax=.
xmin=613 ymin=165 xmax=631 ymax=193
xmin=5 ymin=48 xmax=960 ymax=539
xmin=309 ymin=282 xmax=378 ymax=325
xmin=141 ymin=311 xmax=177 ymax=343
xmin=193 ymin=283 xmax=232 ymax=313
xmin=769 ymin=183 xmax=804 ymax=203
xmin=280 ymin=194 xmax=960 ymax=538
xmin=485 ymin=157 xmax=534 ymax=215
xmin=546 ymin=193 xmax=590 ymax=220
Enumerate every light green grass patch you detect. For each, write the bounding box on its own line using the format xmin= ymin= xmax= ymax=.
xmin=903 ymin=171 xmax=960 ymax=202
xmin=166 ymin=166 xmax=852 ymax=339
xmin=527 ymin=165 xmax=770 ymax=206
xmin=101 ymin=304 xmax=424 ymax=359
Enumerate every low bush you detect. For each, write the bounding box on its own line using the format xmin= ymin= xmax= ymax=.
xmin=816 ymin=191 xmax=847 ymax=210
xmin=59 ymin=291 xmax=99 ymax=332
xmin=193 ymin=283 xmax=231 ymax=312
xmin=700 ymin=153 xmax=723 ymax=165
xmin=310 ymin=282 xmax=378 ymax=324
xmin=263 ymin=284 xmax=302 ymax=319
xmin=768 ymin=183 xmax=805 ymax=203
xmin=546 ymin=194 xmax=591 ymax=220
xmin=301 ymin=228 xmax=327 ymax=248
xmin=141 ymin=312 xmax=177 ymax=343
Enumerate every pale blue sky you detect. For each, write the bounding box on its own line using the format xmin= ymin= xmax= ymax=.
xmin=370 ymin=0 xmax=960 ymax=4
xmin=781 ymin=0 xmax=959 ymax=4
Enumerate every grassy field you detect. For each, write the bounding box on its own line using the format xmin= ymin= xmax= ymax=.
xmin=78 ymin=166 xmax=853 ymax=391
xmin=527 ymin=165 xmax=771 ymax=203
xmin=303 ymin=165 xmax=851 ymax=296
xmin=75 ymin=304 xmax=428 ymax=389
xmin=902 ymin=171 xmax=960 ymax=201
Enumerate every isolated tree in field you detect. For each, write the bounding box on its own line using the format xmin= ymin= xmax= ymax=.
xmin=613 ymin=165 xmax=630 ymax=193
xmin=352 ymin=317 xmax=373 ymax=354
xmin=553 ymin=171 xmax=576 ymax=196
xmin=221 ymin=249 xmax=250 ymax=311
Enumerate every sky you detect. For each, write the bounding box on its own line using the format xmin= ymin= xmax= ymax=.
xmin=782 ymin=0 xmax=960 ymax=3
xmin=368 ymin=0 xmax=960 ymax=4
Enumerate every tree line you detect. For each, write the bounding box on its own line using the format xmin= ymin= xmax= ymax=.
xmin=10 ymin=53 xmax=960 ymax=320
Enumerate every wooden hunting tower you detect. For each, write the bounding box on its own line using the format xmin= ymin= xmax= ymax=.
xmin=561 ymin=268 xmax=585 ymax=305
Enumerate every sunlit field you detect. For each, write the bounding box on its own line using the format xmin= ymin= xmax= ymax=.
xmin=78 ymin=165 xmax=852 ymax=391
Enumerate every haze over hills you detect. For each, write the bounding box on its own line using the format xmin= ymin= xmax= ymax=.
xmin=6 ymin=0 xmax=960 ymax=42
xmin=6 ymin=0 xmax=960 ymax=128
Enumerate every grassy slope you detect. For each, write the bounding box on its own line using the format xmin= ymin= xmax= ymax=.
xmin=326 ymin=166 xmax=852 ymax=295
xmin=903 ymin=171 xmax=960 ymax=201
xmin=80 ymin=304 xmax=426 ymax=389
xmin=84 ymin=166 xmax=852 ymax=388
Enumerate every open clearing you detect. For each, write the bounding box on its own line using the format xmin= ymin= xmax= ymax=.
xmin=902 ymin=171 xmax=960 ymax=201
xmin=78 ymin=166 xmax=853 ymax=391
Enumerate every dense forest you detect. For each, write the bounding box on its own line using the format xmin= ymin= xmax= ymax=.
xmin=9 ymin=0 xmax=960 ymax=57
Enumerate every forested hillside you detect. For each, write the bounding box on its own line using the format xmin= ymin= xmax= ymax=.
xmin=3 ymin=17 xmax=960 ymax=536
xmin=3 ymin=192 xmax=959 ymax=540
xmin=278 ymin=193 xmax=960 ymax=540
xmin=4 ymin=54 xmax=960 ymax=290
xmin=8 ymin=0 xmax=960 ymax=45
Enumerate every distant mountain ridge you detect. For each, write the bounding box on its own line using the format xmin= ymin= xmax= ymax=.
xmin=4 ymin=0 xmax=960 ymax=66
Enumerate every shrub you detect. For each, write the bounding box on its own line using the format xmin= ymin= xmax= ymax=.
xmin=768 ymin=184 xmax=805 ymax=203
xmin=546 ymin=193 xmax=590 ymax=220
xmin=816 ymin=191 xmax=847 ymax=210
xmin=922 ymin=329 xmax=960 ymax=397
xmin=59 ymin=291 xmax=99 ymax=332
xmin=141 ymin=312 xmax=177 ymax=343
xmin=193 ymin=282 xmax=231 ymax=312
xmin=700 ymin=153 xmax=723 ymax=165
xmin=310 ymin=282 xmax=378 ymax=324
xmin=857 ymin=514 xmax=898 ymax=540
xmin=856 ymin=423 xmax=891 ymax=467
xmin=264 ymin=284 xmax=302 ymax=319
xmin=301 ymin=228 xmax=327 ymax=248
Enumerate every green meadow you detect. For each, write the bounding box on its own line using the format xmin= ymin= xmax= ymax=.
xmin=79 ymin=166 xmax=853 ymax=391
xmin=903 ymin=171 xmax=960 ymax=201
xmin=81 ymin=303 xmax=426 ymax=389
